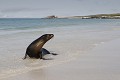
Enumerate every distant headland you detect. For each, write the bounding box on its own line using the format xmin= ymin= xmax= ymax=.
xmin=44 ymin=13 xmax=120 ymax=19
xmin=44 ymin=15 xmax=58 ymax=19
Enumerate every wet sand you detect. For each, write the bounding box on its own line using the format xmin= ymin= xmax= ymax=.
xmin=2 ymin=38 xmax=120 ymax=80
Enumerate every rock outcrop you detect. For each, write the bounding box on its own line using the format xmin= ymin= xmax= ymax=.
xmin=45 ymin=15 xmax=58 ymax=19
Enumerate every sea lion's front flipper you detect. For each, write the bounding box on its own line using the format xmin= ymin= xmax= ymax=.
xmin=41 ymin=48 xmax=58 ymax=56
xmin=39 ymin=52 xmax=43 ymax=59
xmin=41 ymin=48 xmax=51 ymax=55
xmin=23 ymin=53 xmax=27 ymax=60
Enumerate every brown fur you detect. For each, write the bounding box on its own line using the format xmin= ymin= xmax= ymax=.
xmin=23 ymin=34 xmax=54 ymax=59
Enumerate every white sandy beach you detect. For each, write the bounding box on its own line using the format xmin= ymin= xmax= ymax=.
xmin=1 ymin=36 xmax=120 ymax=80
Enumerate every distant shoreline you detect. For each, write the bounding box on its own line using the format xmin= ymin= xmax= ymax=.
xmin=0 ymin=13 xmax=120 ymax=19
xmin=44 ymin=13 xmax=120 ymax=19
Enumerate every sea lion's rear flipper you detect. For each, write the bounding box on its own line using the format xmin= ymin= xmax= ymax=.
xmin=51 ymin=53 xmax=58 ymax=55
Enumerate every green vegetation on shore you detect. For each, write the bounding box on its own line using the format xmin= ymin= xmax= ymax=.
xmin=84 ymin=13 xmax=120 ymax=19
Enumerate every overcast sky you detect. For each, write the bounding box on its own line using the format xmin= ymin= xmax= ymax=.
xmin=0 ymin=0 xmax=120 ymax=18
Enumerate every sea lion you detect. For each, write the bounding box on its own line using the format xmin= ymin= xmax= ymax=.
xmin=23 ymin=34 xmax=56 ymax=59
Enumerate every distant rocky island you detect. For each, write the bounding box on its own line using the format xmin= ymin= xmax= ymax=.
xmin=44 ymin=13 xmax=120 ymax=19
xmin=44 ymin=15 xmax=58 ymax=19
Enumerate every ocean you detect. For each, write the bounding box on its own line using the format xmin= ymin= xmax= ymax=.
xmin=0 ymin=18 xmax=120 ymax=79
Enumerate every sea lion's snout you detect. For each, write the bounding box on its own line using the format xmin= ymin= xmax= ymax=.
xmin=50 ymin=34 xmax=54 ymax=38
xmin=45 ymin=34 xmax=54 ymax=40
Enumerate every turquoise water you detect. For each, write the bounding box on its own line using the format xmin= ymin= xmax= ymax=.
xmin=0 ymin=18 xmax=120 ymax=31
xmin=0 ymin=18 xmax=120 ymax=79
xmin=0 ymin=18 xmax=120 ymax=36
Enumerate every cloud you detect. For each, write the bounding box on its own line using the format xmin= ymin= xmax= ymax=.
xmin=0 ymin=7 xmax=55 ymax=18
xmin=1 ymin=8 xmax=50 ymax=13
xmin=0 ymin=8 xmax=51 ymax=18
xmin=0 ymin=11 xmax=8 ymax=18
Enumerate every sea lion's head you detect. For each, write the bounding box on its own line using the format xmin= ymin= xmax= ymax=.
xmin=40 ymin=34 xmax=54 ymax=42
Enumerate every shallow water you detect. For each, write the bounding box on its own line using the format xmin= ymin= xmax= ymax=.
xmin=0 ymin=18 xmax=120 ymax=79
